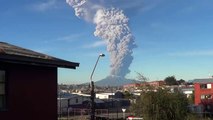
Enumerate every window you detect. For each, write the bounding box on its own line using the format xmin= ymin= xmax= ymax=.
xmin=200 ymin=84 xmax=212 ymax=89
xmin=200 ymin=84 xmax=207 ymax=89
xmin=201 ymin=94 xmax=212 ymax=100
xmin=0 ymin=70 xmax=6 ymax=110
xmin=207 ymin=84 xmax=212 ymax=89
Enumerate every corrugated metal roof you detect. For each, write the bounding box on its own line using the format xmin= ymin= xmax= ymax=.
xmin=193 ymin=78 xmax=213 ymax=83
xmin=0 ymin=42 xmax=79 ymax=69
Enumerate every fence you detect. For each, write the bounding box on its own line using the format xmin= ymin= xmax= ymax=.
xmin=58 ymin=108 xmax=132 ymax=120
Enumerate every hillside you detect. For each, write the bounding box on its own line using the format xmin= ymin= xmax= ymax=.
xmin=94 ymin=76 xmax=140 ymax=87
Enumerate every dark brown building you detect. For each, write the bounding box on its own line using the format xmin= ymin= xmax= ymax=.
xmin=0 ymin=42 xmax=79 ymax=120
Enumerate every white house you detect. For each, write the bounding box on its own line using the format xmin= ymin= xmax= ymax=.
xmin=181 ymin=87 xmax=194 ymax=98
xmin=96 ymin=93 xmax=114 ymax=99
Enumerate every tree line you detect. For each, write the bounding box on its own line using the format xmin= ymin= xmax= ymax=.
xmin=129 ymin=74 xmax=207 ymax=120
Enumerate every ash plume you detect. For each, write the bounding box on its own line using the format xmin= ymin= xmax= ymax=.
xmin=66 ymin=0 xmax=137 ymax=78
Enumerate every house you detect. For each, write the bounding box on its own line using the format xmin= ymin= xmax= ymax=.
xmin=96 ymin=93 xmax=114 ymax=99
xmin=58 ymin=92 xmax=106 ymax=116
xmin=96 ymin=91 xmax=124 ymax=99
xmin=123 ymin=80 xmax=165 ymax=91
xmin=147 ymin=80 xmax=165 ymax=87
xmin=194 ymin=78 xmax=213 ymax=113
xmin=0 ymin=42 xmax=79 ymax=120
xmin=67 ymin=93 xmax=91 ymax=109
xmin=123 ymin=83 xmax=141 ymax=90
xmin=180 ymin=87 xmax=194 ymax=98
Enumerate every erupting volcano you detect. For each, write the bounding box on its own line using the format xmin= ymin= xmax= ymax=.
xmin=66 ymin=0 xmax=137 ymax=85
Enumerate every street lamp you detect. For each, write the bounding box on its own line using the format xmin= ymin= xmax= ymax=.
xmin=90 ymin=53 xmax=105 ymax=120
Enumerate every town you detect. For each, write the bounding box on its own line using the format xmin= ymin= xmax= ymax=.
xmin=1 ymin=1 xmax=213 ymax=120
xmin=58 ymin=76 xmax=213 ymax=120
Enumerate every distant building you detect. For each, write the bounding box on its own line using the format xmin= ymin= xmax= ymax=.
xmin=96 ymin=93 xmax=114 ymax=99
xmin=58 ymin=92 xmax=107 ymax=115
xmin=0 ymin=42 xmax=79 ymax=120
xmin=194 ymin=78 xmax=213 ymax=113
xmin=58 ymin=93 xmax=91 ymax=114
xmin=67 ymin=93 xmax=91 ymax=109
xmin=114 ymin=91 xmax=124 ymax=99
xmin=96 ymin=91 xmax=124 ymax=99
xmin=146 ymin=81 xmax=165 ymax=87
xmin=180 ymin=87 xmax=194 ymax=98
xmin=123 ymin=83 xmax=141 ymax=89
xmin=123 ymin=80 xmax=165 ymax=90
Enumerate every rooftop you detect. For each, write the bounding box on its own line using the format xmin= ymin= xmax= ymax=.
xmin=0 ymin=42 xmax=79 ymax=69
xmin=193 ymin=78 xmax=213 ymax=83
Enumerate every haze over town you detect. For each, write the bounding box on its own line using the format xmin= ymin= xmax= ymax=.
xmin=1 ymin=0 xmax=213 ymax=84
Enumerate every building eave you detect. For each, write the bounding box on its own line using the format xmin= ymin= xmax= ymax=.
xmin=0 ymin=42 xmax=79 ymax=69
xmin=0 ymin=54 xmax=79 ymax=69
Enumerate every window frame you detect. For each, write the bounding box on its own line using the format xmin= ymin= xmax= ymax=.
xmin=200 ymin=84 xmax=208 ymax=89
xmin=201 ymin=94 xmax=212 ymax=100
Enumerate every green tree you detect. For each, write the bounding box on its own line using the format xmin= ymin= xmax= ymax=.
xmin=123 ymin=91 xmax=134 ymax=99
xmin=164 ymin=76 xmax=177 ymax=85
xmin=131 ymin=88 xmax=189 ymax=120
xmin=178 ymin=79 xmax=185 ymax=85
xmin=187 ymin=91 xmax=195 ymax=104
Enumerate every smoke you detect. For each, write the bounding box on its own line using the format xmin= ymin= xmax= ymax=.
xmin=94 ymin=8 xmax=136 ymax=77
xmin=66 ymin=0 xmax=137 ymax=78
xmin=66 ymin=0 xmax=102 ymax=22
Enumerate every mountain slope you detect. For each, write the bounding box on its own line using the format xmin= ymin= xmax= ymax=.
xmin=95 ymin=76 xmax=140 ymax=86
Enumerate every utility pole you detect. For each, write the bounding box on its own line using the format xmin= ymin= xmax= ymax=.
xmin=90 ymin=81 xmax=95 ymax=120
xmin=90 ymin=53 xmax=105 ymax=120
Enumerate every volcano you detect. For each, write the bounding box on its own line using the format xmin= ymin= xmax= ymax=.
xmin=94 ymin=76 xmax=140 ymax=87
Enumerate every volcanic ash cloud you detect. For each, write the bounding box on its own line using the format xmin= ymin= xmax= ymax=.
xmin=94 ymin=8 xmax=136 ymax=77
xmin=66 ymin=0 xmax=137 ymax=78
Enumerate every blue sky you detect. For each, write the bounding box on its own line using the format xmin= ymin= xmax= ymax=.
xmin=1 ymin=0 xmax=213 ymax=84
